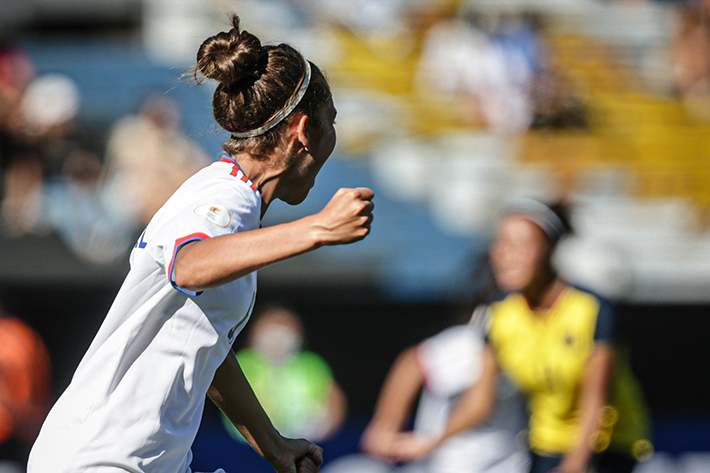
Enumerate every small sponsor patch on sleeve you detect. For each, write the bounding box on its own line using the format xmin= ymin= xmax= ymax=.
xmin=194 ymin=204 xmax=231 ymax=227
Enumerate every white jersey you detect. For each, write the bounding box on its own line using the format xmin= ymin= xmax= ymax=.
xmin=28 ymin=155 xmax=262 ymax=473
xmin=413 ymin=319 xmax=528 ymax=473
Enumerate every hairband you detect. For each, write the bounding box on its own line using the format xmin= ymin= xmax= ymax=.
xmin=231 ymin=57 xmax=312 ymax=139
xmin=505 ymin=198 xmax=567 ymax=243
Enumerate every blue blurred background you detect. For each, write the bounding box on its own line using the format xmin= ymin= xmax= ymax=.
xmin=1 ymin=0 xmax=710 ymax=471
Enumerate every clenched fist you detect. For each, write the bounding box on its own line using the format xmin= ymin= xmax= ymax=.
xmin=267 ymin=437 xmax=323 ymax=473
xmin=310 ymin=187 xmax=374 ymax=246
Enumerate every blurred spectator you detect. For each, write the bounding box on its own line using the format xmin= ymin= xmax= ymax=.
xmin=100 ymin=94 xmax=209 ymax=232
xmin=2 ymin=72 xmax=86 ymax=237
xmin=480 ymin=10 xmax=550 ymax=131
xmin=415 ymin=7 xmax=590 ymax=133
xmin=671 ymin=1 xmax=710 ymax=122
xmin=0 ymin=305 xmax=51 ymax=471
xmin=0 ymin=41 xmax=34 ymax=144
xmin=414 ymin=8 xmax=495 ymax=128
xmin=0 ymin=143 xmax=42 ymax=237
xmin=42 ymin=149 xmax=132 ymax=264
xmin=529 ymin=72 xmax=589 ymax=130
xmin=0 ymin=43 xmax=36 ymax=237
xmin=415 ymin=8 xmax=547 ymax=133
xmin=222 ymin=304 xmax=347 ymax=443
xmin=1 ymin=67 xmax=138 ymax=263
xmin=19 ymin=73 xmax=80 ymax=144
xmin=1 ymin=68 xmax=133 ymax=264
xmin=0 ymin=42 xmax=34 ymax=151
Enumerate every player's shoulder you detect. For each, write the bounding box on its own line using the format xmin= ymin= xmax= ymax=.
xmin=566 ymin=283 xmax=614 ymax=311
xmin=425 ymin=323 xmax=478 ymax=346
xmin=486 ymin=292 xmax=538 ymax=339
xmin=296 ymin=350 xmax=329 ymax=366
xmin=235 ymin=348 xmax=264 ymax=367
xmin=488 ymin=291 xmax=520 ymax=313
xmin=185 ymin=160 xmax=257 ymax=197
xmin=166 ymin=159 xmax=261 ymax=217
xmin=489 ymin=290 xmax=511 ymax=304
xmin=565 ymin=284 xmax=619 ymax=341
xmin=291 ymin=351 xmax=334 ymax=379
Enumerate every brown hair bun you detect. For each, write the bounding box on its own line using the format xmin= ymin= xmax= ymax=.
xmin=196 ymin=15 xmax=264 ymax=86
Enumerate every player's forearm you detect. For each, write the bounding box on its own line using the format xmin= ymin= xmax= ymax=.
xmin=440 ymin=345 xmax=498 ymax=443
xmin=571 ymin=345 xmax=613 ymax=460
xmin=371 ymin=347 xmax=423 ymax=430
xmin=324 ymin=383 xmax=347 ymax=439
xmin=440 ymin=391 xmax=491 ymax=442
xmin=174 ymin=215 xmax=323 ymax=291
xmin=208 ymin=353 xmax=285 ymax=461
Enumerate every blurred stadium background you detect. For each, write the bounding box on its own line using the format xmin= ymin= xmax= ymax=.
xmin=1 ymin=0 xmax=710 ymax=471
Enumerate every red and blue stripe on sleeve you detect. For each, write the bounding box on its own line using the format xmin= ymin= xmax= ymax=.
xmin=168 ymin=232 xmax=211 ymax=296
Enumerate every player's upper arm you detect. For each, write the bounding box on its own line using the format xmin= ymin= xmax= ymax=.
xmin=152 ymin=190 xmax=258 ymax=293
xmin=593 ymin=296 xmax=617 ymax=346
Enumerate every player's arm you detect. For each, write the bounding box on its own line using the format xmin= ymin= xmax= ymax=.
xmin=208 ymin=351 xmax=322 ymax=473
xmin=390 ymin=344 xmax=499 ymax=461
xmin=438 ymin=343 xmax=498 ymax=440
xmin=554 ymin=297 xmax=616 ymax=473
xmin=553 ymin=344 xmax=613 ymax=473
xmin=361 ymin=346 xmax=423 ymax=459
xmin=323 ymin=381 xmax=347 ymax=441
xmin=174 ymin=187 xmax=374 ymax=291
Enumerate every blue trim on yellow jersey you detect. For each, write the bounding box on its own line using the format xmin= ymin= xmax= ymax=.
xmin=568 ymin=283 xmax=617 ymax=343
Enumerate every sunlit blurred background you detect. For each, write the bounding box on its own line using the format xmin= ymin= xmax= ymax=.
xmin=1 ymin=0 xmax=709 ymax=471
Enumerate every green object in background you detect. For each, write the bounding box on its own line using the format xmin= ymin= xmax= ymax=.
xmin=221 ymin=348 xmax=335 ymax=442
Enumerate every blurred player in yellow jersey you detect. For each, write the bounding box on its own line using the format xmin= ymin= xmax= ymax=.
xmin=392 ymin=199 xmax=650 ymax=473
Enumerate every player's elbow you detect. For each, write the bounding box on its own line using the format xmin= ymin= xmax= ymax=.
xmin=172 ymin=243 xmax=212 ymax=291
xmin=173 ymin=266 xmax=205 ymax=292
xmin=172 ymin=254 xmax=210 ymax=292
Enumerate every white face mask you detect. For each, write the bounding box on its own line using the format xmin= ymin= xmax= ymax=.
xmin=252 ymin=325 xmax=303 ymax=364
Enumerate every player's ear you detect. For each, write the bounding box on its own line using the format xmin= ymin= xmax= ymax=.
xmin=293 ymin=112 xmax=310 ymax=152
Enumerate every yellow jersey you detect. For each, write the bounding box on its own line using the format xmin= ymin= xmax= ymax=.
xmin=486 ymin=285 xmax=650 ymax=457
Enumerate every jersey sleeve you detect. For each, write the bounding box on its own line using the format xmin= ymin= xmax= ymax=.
xmin=415 ymin=325 xmax=483 ymax=398
xmin=593 ymin=296 xmax=616 ymax=345
xmin=146 ymin=185 xmax=260 ymax=296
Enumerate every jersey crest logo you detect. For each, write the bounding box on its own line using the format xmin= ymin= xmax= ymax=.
xmin=194 ymin=203 xmax=231 ymax=227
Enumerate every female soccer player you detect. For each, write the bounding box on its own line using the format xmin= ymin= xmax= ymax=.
xmin=392 ymin=200 xmax=649 ymax=473
xmin=28 ymin=15 xmax=373 ymax=473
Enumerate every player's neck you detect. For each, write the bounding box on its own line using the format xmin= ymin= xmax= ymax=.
xmin=233 ymin=153 xmax=284 ymax=208
xmin=524 ymin=272 xmax=565 ymax=312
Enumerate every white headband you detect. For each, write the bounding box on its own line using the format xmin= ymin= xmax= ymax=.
xmin=506 ymin=198 xmax=567 ymax=243
xmin=231 ymin=58 xmax=312 ymax=139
